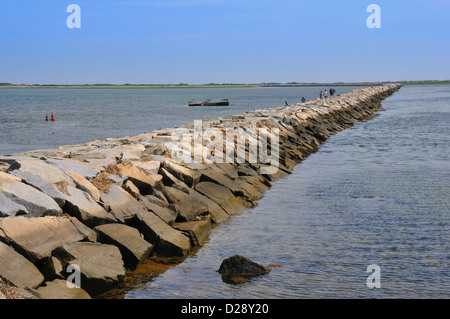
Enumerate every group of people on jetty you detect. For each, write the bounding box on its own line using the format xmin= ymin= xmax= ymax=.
xmin=319 ymin=88 xmax=336 ymax=100
xmin=299 ymin=88 xmax=337 ymax=104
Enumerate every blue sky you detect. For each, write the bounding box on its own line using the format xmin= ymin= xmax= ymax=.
xmin=1 ymin=0 xmax=449 ymax=84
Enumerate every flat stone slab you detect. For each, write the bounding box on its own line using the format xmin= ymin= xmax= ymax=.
xmin=62 ymin=185 xmax=117 ymax=227
xmin=0 ymin=172 xmax=62 ymax=217
xmin=129 ymin=211 xmax=191 ymax=257
xmin=65 ymin=170 xmax=101 ymax=201
xmin=94 ymin=223 xmax=153 ymax=270
xmin=45 ymin=158 xmax=101 ymax=180
xmin=6 ymin=169 xmax=67 ymax=207
xmin=6 ymin=159 xmax=80 ymax=207
xmin=116 ymin=162 xmax=162 ymax=194
xmin=194 ymin=181 xmax=247 ymax=215
xmin=130 ymin=160 xmax=160 ymax=174
xmin=4 ymin=163 xmax=108 ymax=226
xmin=34 ymin=279 xmax=91 ymax=299
xmin=52 ymin=242 xmax=125 ymax=296
xmin=187 ymin=188 xmax=229 ymax=224
xmin=139 ymin=195 xmax=177 ymax=225
xmin=159 ymin=186 xmax=209 ymax=222
xmin=99 ymin=184 xmax=148 ymax=222
xmin=174 ymin=215 xmax=212 ymax=246
xmin=0 ymin=241 xmax=45 ymax=289
xmin=73 ymin=148 xmax=122 ymax=167
xmin=0 ymin=192 xmax=28 ymax=217
xmin=0 ymin=215 xmax=96 ymax=264
xmin=163 ymin=160 xmax=201 ymax=187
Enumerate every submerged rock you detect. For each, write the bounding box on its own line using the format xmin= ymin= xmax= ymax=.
xmin=218 ymin=255 xmax=271 ymax=284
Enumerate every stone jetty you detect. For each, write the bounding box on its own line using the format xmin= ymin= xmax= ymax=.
xmin=0 ymin=84 xmax=401 ymax=299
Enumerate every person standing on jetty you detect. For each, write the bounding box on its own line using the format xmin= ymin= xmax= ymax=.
xmin=45 ymin=114 xmax=49 ymax=121
xmin=320 ymin=91 xmax=324 ymax=100
xmin=324 ymin=90 xmax=328 ymax=98
xmin=51 ymin=113 xmax=55 ymax=122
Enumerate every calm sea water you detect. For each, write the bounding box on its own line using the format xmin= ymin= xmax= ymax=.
xmin=121 ymin=85 xmax=449 ymax=299
xmin=0 ymin=86 xmax=357 ymax=156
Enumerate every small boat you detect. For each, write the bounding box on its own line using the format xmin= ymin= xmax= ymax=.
xmin=189 ymin=99 xmax=229 ymax=107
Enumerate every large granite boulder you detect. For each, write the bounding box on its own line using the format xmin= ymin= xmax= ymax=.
xmin=186 ymin=188 xmax=229 ymax=224
xmin=139 ymin=195 xmax=177 ymax=225
xmin=65 ymin=170 xmax=101 ymax=201
xmin=94 ymin=223 xmax=153 ymax=270
xmin=44 ymin=158 xmax=101 ymax=180
xmin=173 ymin=215 xmax=212 ymax=246
xmin=159 ymin=167 xmax=190 ymax=194
xmin=4 ymin=160 xmax=113 ymax=226
xmin=163 ymin=160 xmax=201 ymax=187
xmin=73 ymin=148 xmax=122 ymax=167
xmin=159 ymin=186 xmax=209 ymax=222
xmin=197 ymin=165 xmax=246 ymax=197
xmin=62 ymin=185 xmax=117 ymax=227
xmin=194 ymin=182 xmax=247 ymax=215
xmin=116 ymin=161 xmax=162 ymax=195
xmin=6 ymin=159 xmax=76 ymax=207
xmin=52 ymin=242 xmax=125 ymax=296
xmin=129 ymin=211 xmax=191 ymax=257
xmin=99 ymin=184 xmax=148 ymax=222
xmin=0 ymin=193 xmax=28 ymax=217
xmin=33 ymin=279 xmax=91 ymax=299
xmin=0 ymin=241 xmax=45 ymax=289
xmin=0 ymin=172 xmax=62 ymax=217
xmin=129 ymin=160 xmax=160 ymax=174
xmin=0 ymin=216 xmax=96 ymax=265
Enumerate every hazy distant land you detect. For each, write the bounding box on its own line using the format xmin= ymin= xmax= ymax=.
xmin=0 ymin=80 xmax=449 ymax=89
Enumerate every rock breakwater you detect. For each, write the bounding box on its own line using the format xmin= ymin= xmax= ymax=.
xmin=0 ymin=84 xmax=402 ymax=298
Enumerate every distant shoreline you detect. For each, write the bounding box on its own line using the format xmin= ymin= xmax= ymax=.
xmin=0 ymin=80 xmax=448 ymax=89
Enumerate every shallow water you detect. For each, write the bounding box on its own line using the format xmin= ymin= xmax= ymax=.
xmin=121 ymin=85 xmax=450 ymax=299
xmin=0 ymin=86 xmax=355 ymax=156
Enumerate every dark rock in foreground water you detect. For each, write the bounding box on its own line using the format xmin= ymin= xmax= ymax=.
xmin=218 ymin=255 xmax=271 ymax=284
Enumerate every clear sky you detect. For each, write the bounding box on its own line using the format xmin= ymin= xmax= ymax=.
xmin=1 ymin=0 xmax=449 ymax=84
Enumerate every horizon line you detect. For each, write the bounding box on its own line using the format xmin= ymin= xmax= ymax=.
xmin=2 ymin=80 xmax=449 ymax=87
